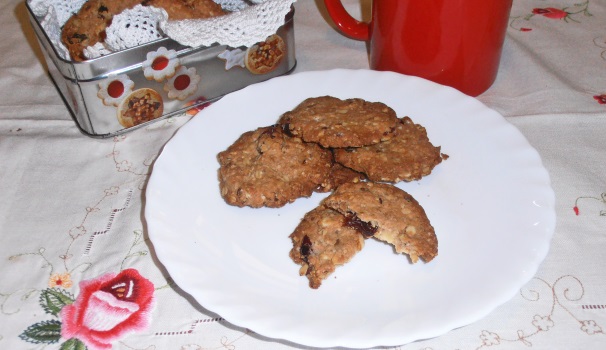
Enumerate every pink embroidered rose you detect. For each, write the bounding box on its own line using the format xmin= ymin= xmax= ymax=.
xmin=60 ymin=269 xmax=155 ymax=350
xmin=594 ymin=94 xmax=606 ymax=104
xmin=532 ymin=8 xmax=568 ymax=20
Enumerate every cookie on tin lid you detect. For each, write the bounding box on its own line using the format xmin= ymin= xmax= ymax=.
xmin=322 ymin=181 xmax=438 ymax=263
xmin=278 ymin=96 xmax=399 ymax=148
xmin=217 ymin=124 xmax=333 ymax=208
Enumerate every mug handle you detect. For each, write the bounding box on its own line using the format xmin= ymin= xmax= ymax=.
xmin=323 ymin=0 xmax=370 ymax=41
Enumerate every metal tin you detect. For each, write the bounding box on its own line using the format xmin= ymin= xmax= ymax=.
xmin=25 ymin=2 xmax=296 ymax=137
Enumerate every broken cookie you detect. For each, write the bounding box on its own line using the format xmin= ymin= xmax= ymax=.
xmin=322 ymin=181 xmax=438 ymax=263
xmin=289 ymin=206 xmax=365 ymax=289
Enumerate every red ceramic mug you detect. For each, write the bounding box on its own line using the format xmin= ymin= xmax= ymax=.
xmin=323 ymin=0 xmax=513 ymax=96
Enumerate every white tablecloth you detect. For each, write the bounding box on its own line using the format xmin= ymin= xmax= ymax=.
xmin=1 ymin=0 xmax=605 ymax=349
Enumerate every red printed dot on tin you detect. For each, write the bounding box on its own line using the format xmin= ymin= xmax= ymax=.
xmin=174 ymin=75 xmax=191 ymax=91
xmin=152 ymin=56 xmax=169 ymax=71
xmin=107 ymin=80 xmax=125 ymax=98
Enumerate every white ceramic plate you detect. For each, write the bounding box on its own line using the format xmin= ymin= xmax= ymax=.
xmin=146 ymin=69 xmax=556 ymax=348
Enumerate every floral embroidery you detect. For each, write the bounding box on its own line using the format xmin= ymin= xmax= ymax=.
xmin=532 ymin=314 xmax=554 ymax=331
xmin=6 ymin=120 xmax=186 ymax=349
xmin=581 ymin=320 xmax=603 ymax=335
xmin=594 ymin=36 xmax=606 ymax=60
xmin=19 ymin=269 xmax=155 ymax=350
xmin=69 ymin=225 xmax=87 ymax=239
xmin=573 ymin=193 xmax=606 ymax=216
xmin=479 ymin=330 xmax=500 ymax=346
xmin=104 ymin=186 xmax=119 ymax=196
xmin=509 ymin=1 xmax=592 ymax=31
xmin=593 ymin=94 xmax=606 ymax=105
xmin=475 ymin=275 xmax=604 ymax=349
xmin=532 ymin=7 xmax=569 ymax=19
xmin=532 ymin=1 xmax=591 ymax=22
xmin=49 ymin=273 xmax=73 ymax=289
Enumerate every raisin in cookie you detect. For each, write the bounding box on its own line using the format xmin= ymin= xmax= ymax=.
xmin=289 ymin=206 xmax=365 ymax=289
xmin=279 ymin=96 xmax=399 ymax=148
xmin=323 ymin=181 xmax=438 ymax=263
xmin=334 ymin=117 xmax=445 ymax=183
xmin=217 ymin=125 xmax=333 ymax=208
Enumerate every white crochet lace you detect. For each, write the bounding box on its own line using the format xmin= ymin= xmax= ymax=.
xmin=104 ymin=5 xmax=168 ymax=52
xmin=29 ymin=0 xmax=87 ymax=26
xmin=161 ymin=0 xmax=296 ymax=49
xmin=39 ymin=6 xmax=70 ymax=59
xmin=28 ymin=0 xmax=296 ymax=61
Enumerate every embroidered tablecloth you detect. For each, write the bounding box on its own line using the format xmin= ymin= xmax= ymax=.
xmin=1 ymin=0 xmax=605 ymax=349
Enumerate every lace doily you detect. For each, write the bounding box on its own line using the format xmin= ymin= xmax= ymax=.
xmin=161 ymin=0 xmax=296 ymax=49
xmin=40 ymin=6 xmax=70 ymax=59
xmin=28 ymin=0 xmax=297 ymax=61
xmin=104 ymin=5 xmax=168 ymax=52
xmin=29 ymin=0 xmax=87 ymax=26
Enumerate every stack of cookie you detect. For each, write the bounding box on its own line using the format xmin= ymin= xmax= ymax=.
xmin=217 ymin=96 xmax=446 ymax=288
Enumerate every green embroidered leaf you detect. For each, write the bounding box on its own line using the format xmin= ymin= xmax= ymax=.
xmin=60 ymin=338 xmax=88 ymax=350
xmin=19 ymin=320 xmax=62 ymax=344
xmin=40 ymin=288 xmax=75 ymax=316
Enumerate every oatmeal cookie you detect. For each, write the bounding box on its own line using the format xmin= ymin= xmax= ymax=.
xmin=217 ymin=125 xmax=333 ymax=208
xmin=289 ymin=206 xmax=365 ymax=289
xmin=323 ymin=182 xmax=438 ymax=263
xmin=61 ymin=0 xmax=141 ymax=61
xmin=279 ymin=96 xmax=399 ymax=148
xmin=333 ymin=117 xmax=445 ymax=183
xmin=61 ymin=0 xmax=225 ymax=61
